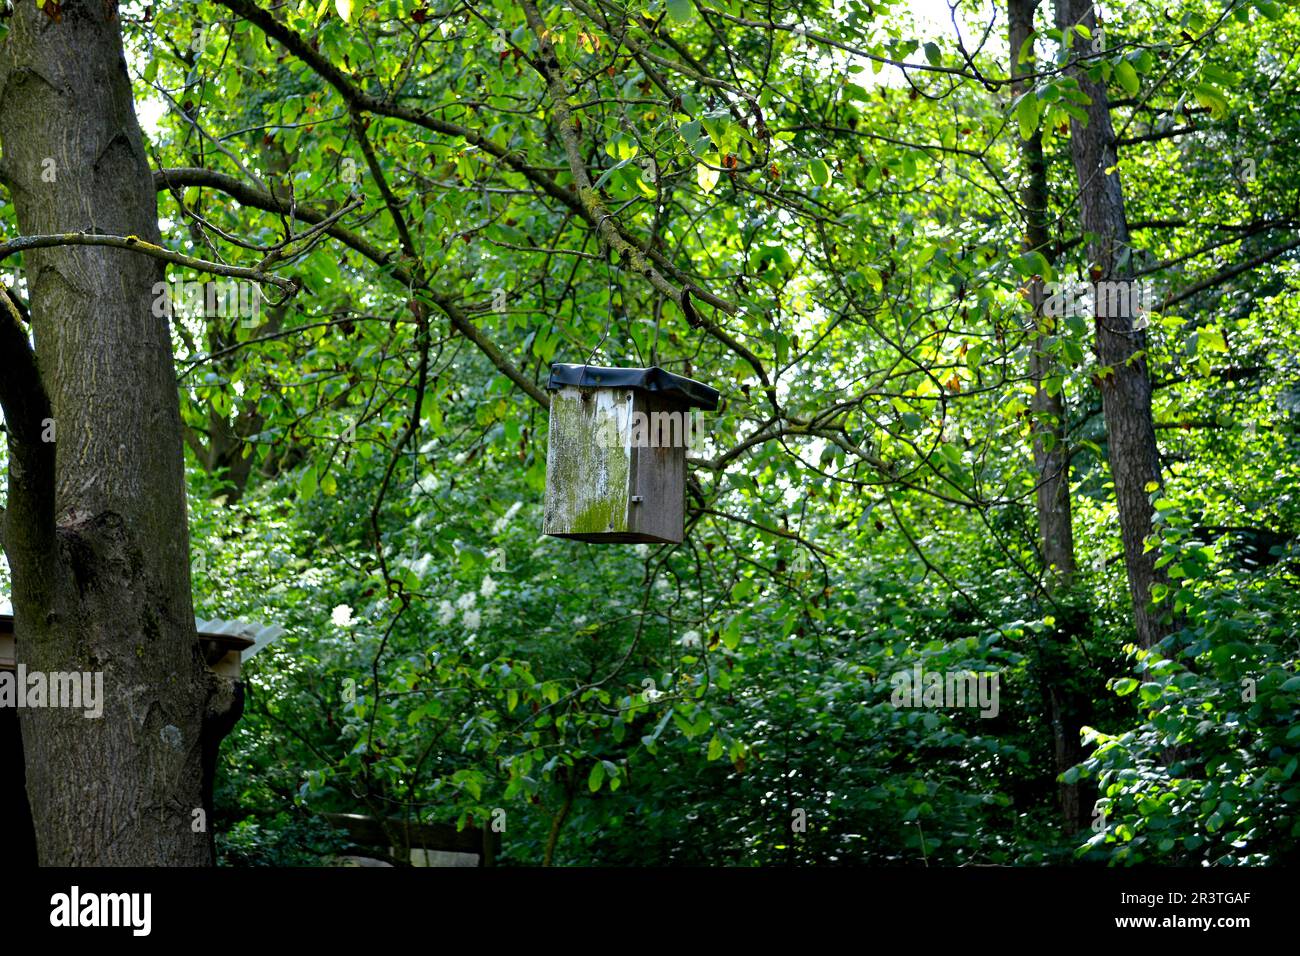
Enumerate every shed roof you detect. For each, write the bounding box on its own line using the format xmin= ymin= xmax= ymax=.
xmin=0 ymin=601 xmax=283 ymax=672
xmin=546 ymin=363 xmax=720 ymax=410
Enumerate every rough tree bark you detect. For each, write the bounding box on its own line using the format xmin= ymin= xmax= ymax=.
xmin=1010 ymin=0 xmax=1088 ymax=832
xmin=0 ymin=0 xmax=237 ymax=864
xmin=1055 ymin=0 xmax=1169 ymax=650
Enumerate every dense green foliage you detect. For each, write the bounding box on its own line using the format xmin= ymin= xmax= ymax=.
xmin=5 ymin=0 xmax=1299 ymax=866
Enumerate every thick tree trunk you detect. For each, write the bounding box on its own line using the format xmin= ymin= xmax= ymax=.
xmin=0 ymin=0 xmax=233 ymax=864
xmin=1011 ymin=0 xmax=1086 ymax=832
xmin=1055 ymin=0 xmax=1169 ymax=649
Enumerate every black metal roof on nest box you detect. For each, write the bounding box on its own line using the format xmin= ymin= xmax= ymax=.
xmin=546 ymin=364 xmax=720 ymax=411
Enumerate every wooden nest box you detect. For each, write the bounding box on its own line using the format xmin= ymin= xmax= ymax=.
xmin=544 ymin=364 xmax=719 ymax=544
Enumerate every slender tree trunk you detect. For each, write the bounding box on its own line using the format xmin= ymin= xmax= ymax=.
xmin=0 ymin=0 xmax=235 ymax=864
xmin=1010 ymin=0 xmax=1087 ymax=832
xmin=1012 ymin=0 xmax=1076 ymax=589
xmin=1055 ymin=0 xmax=1169 ymax=650
xmin=543 ymin=767 xmax=577 ymax=866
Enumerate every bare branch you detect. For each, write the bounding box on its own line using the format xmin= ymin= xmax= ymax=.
xmin=1163 ymin=237 xmax=1300 ymax=309
xmin=0 ymin=232 xmax=300 ymax=297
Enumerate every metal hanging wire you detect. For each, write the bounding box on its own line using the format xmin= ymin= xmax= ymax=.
xmin=648 ymin=295 xmax=664 ymax=370
xmin=579 ymin=218 xmax=618 ymax=388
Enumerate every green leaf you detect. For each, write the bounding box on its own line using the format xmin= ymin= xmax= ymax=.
xmin=722 ymin=615 xmax=743 ymax=649
xmin=1115 ymin=60 xmax=1139 ymax=97
xmin=809 ymin=158 xmax=830 ymax=186
xmin=666 ymin=0 xmax=694 ymax=24
xmin=673 ymin=707 xmax=699 ymax=739
xmin=1014 ymin=250 xmax=1051 ymax=279
xmin=587 ymin=761 xmax=605 ymax=792
xmin=1015 ymin=93 xmax=1040 ymax=140
xmin=298 ymin=465 xmax=318 ymax=501
xmin=1017 ymin=34 xmax=1036 ymax=65
xmin=1201 ymin=64 xmax=1240 ymax=87
xmin=335 ymin=0 xmax=356 ymax=24
xmin=1197 ymin=328 xmax=1228 ymax=353
xmin=697 ymin=155 xmax=720 ymax=193
xmin=1113 ymin=677 xmax=1139 ymax=696
xmin=1193 ymin=82 xmax=1229 ymax=119
xmin=1060 ymin=102 xmax=1089 ymax=125
xmin=707 ymin=735 xmax=724 ymax=761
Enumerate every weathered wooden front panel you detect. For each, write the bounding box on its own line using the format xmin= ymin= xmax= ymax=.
xmin=544 ymin=386 xmax=634 ymax=540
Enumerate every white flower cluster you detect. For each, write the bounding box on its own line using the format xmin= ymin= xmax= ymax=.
xmin=493 ymin=501 xmax=524 ymax=534
xmin=438 ymin=597 xmax=481 ymax=630
xmin=457 ymin=591 xmax=480 ymax=630
xmin=436 ymin=573 xmax=502 ymax=632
